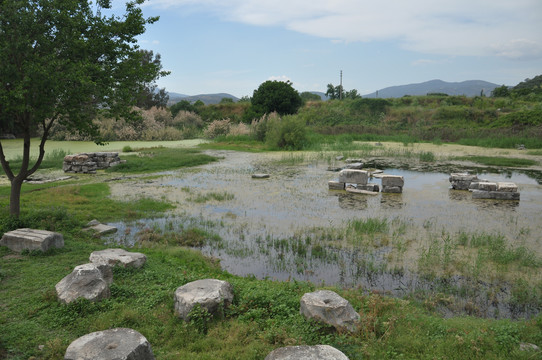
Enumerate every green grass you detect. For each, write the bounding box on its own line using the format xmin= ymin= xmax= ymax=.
xmin=452 ymin=156 xmax=538 ymax=167
xmin=107 ymin=147 xmax=218 ymax=174
xmin=1 ymin=226 xmax=541 ymax=359
xmin=0 ymin=182 xmax=174 ymax=229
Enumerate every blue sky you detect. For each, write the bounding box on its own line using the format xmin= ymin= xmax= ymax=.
xmin=110 ymin=0 xmax=541 ymax=98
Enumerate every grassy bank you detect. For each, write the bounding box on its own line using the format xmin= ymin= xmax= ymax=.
xmin=1 ymin=214 xmax=541 ymax=359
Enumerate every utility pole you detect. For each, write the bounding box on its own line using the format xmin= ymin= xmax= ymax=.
xmin=339 ymin=70 xmax=343 ymax=100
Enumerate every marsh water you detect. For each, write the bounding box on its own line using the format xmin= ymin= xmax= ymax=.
xmin=108 ymin=150 xmax=542 ymax=318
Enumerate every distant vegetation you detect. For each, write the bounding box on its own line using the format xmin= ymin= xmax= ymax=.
xmin=45 ymin=75 xmax=542 ymax=150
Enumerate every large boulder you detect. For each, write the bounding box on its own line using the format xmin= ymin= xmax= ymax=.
xmin=300 ymin=290 xmax=360 ymax=332
xmin=265 ymin=345 xmax=349 ymax=360
xmin=55 ymin=263 xmax=111 ymax=304
xmin=0 ymin=228 xmax=64 ymax=253
xmin=64 ymin=328 xmax=155 ymax=360
xmin=90 ymin=248 xmax=146 ymax=268
xmin=174 ymin=279 xmax=234 ymax=321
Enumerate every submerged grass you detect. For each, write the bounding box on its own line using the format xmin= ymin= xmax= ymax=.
xmin=107 ymin=147 xmax=218 ymax=173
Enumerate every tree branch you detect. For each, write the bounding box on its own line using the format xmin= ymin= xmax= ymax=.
xmin=0 ymin=140 xmax=15 ymax=181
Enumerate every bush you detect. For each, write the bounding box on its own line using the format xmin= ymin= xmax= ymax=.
xmin=250 ymin=112 xmax=279 ymax=142
xmin=265 ymin=115 xmax=307 ymax=150
xmin=203 ymin=119 xmax=232 ymax=139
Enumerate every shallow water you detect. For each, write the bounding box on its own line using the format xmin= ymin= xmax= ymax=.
xmin=108 ymin=150 xmax=542 ymax=318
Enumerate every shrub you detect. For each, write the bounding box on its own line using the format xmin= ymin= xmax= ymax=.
xmin=250 ymin=112 xmax=279 ymax=141
xmin=228 ymin=122 xmax=250 ymax=137
xmin=265 ymin=115 xmax=307 ymax=150
xmin=203 ymin=119 xmax=232 ymax=139
xmin=172 ymin=110 xmax=204 ymax=130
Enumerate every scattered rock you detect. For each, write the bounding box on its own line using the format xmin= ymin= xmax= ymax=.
xmin=252 ymin=173 xmax=270 ymax=179
xmin=335 ymin=155 xmax=344 ymax=161
xmin=174 ymin=279 xmax=234 ymax=321
xmin=89 ymin=248 xmax=147 ymax=268
xmin=344 ymin=162 xmax=364 ymax=170
xmin=84 ymin=220 xmax=118 ymax=236
xmin=327 ymin=167 xmax=343 ymax=172
xmin=64 ymin=328 xmax=155 ymax=360
xmin=0 ymin=228 xmax=64 ymax=253
xmin=300 ymin=290 xmax=360 ymax=332
xmin=265 ymin=345 xmax=349 ymax=360
xmin=24 ymin=176 xmax=72 ymax=184
xmin=519 ymin=342 xmax=540 ymax=352
xmin=55 ymin=263 xmax=111 ymax=304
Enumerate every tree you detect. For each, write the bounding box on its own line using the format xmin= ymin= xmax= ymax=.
xmin=0 ymin=0 xmax=166 ymax=217
xmin=170 ymin=100 xmax=194 ymax=117
xmin=251 ymin=80 xmax=302 ymax=116
xmin=135 ymin=50 xmax=170 ymax=109
xmin=325 ymin=83 xmax=345 ymax=100
xmin=491 ymin=85 xmax=510 ymax=98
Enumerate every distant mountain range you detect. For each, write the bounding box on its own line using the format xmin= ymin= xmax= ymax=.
xmin=167 ymin=92 xmax=239 ymax=105
xmin=167 ymin=79 xmax=502 ymax=105
xmin=363 ymin=79 xmax=500 ymax=98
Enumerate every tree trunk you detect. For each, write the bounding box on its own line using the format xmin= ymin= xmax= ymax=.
xmin=9 ymin=176 xmax=24 ymax=217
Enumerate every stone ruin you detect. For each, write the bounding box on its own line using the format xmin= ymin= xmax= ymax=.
xmin=63 ymin=152 xmax=123 ymax=174
xmin=449 ymin=173 xmax=520 ymax=200
xmin=65 ymin=328 xmax=156 ymax=360
xmin=0 ymin=228 xmax=64 ymax=253
xmin=328 ymin=169 xmax=404 ymax=194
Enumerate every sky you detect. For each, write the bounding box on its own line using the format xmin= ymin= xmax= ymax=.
xmin=109 ymin=0 xmax=542 ymax=98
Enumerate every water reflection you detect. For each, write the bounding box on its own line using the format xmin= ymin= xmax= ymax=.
xmin=335 ymin=192 xmax=368 ymax=210
xmin=380 ymin=193 xmax=404 ymax=209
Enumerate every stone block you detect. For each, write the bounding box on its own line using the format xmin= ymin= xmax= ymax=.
xmin=56 ymin=263 xmax=111 ymax=304
xmin=381 ymin=175 xmax=404 ymax=187
xmin=473 ymin=182 xmax=498 ymax=191
xmin=356 ymin=183 xmax=380 ymax=192
xmin=449 ymin=173 xmax=478 ymax=182
xmin=382 ymin=186 xmax=402 ymax=193
xmin=497 ymin=182 xmax=518 ymax=192
xmin=338 ymin=169 xmax=368 ymax=185
xmin=450 ymin=180 xmax=472 ymax=190
xmin=0 ymin=228 xmax=64 ymax=253
xmin=472 ymin=190 xmax=520 ymax=200
xmin=328 ymin=181 xmax=345 ymax=190
xmin=174 ymin=279 xmax=234 ymax=321
xmin=90 ymin=248 xmax=146 ymax=268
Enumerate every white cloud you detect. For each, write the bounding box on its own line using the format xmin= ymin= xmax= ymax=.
xmin=147 ymin=0 xmax=542 ymax=60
